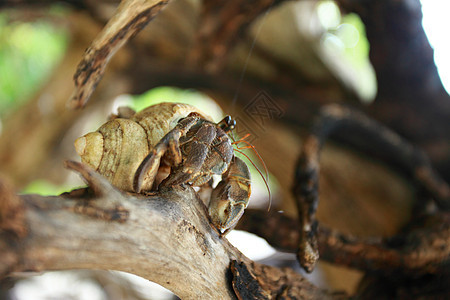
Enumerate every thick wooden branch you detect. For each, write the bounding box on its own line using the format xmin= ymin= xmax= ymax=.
xmin=292 ymin=104 xmax=450 ymax=272
xmin=306 ymin=105 xmax=450 ymax=209
xmin=0 ymin=162 xmax=337 ymax=299
xmin=68 ymin=0 xmax=170 ymax=108
xmin=237 ymin=209 xmax=450 ymax=277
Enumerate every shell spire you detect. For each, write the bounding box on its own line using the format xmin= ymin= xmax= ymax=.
xmin=74 ymin=132 xmax=104 ymax=170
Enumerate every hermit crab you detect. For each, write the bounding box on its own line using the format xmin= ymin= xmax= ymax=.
xmin=74 ymin=102 xmax=251 ymax=234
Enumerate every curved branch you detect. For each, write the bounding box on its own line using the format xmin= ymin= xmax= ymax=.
xmin=68 ymin=0 xmax=170 ymax=108
xmin=292 ymin=104 xmax=450 ymax=272
xmin=0 ymin=162 xmax=337 ymax=299
xmin=237 ymin=209 xmax=450 ymax=277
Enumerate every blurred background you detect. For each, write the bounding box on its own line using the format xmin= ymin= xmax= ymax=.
xmin=0 ymin=0 xmax=449 ymax=299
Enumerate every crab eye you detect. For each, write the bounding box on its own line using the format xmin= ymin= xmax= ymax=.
xmin=219 ymin=116 xmax=235 ymax=132
xmin=227 ymin=119 xmax=236 ymax=130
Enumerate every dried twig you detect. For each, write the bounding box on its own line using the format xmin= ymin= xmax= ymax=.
xmin=237 ymin=209 xmax=450 ymax=276
xmin=68 ymin=0 xmax=170 ymax=108
xmin=292 ymin=104 xmax=450 ymax=272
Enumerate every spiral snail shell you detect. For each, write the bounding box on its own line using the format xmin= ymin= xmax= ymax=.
xmin=74 ymin=102 xmax=213 ymax=192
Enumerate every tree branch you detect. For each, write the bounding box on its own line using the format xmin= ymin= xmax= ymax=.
xmin=0 ymin=162 xmax=338 ymax=299
xmin=237 ymin=209 xmax=450 ymax=277
xmin=291 ymin=104 xmax=450 ymax=272
xmin=68 ymin=0 xmax=170 ymax=108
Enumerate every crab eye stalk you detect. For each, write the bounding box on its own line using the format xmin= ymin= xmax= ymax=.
xmin=218 ymin=116 xmax=236 ymax=132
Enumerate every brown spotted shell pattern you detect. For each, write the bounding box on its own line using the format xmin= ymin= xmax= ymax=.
xmin=74 ymin=102 xmax=213 ymax=192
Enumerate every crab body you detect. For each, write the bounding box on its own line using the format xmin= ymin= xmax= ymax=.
xmin=75 ymin=102 xmax=251 ymax=233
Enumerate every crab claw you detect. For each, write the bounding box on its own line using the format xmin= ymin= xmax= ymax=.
xmin=209 ymin=157 xmax=251 ymax=235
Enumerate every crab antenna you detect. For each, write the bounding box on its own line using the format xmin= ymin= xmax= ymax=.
xmin=234 ymin=142 xmax=272 ymax=212
xmin=232 ymin=137 xmax=269 ymax=181
xmin=230 ymin=133 xmax=271 ymax=211
xmin=232 ymin=134 xmax=270 ymax=188
xmin=229 ymin=133 xmax=272 ymax=210
xmin=234 ymin=148 xmax=272 ymax=211
xmin=231 ymin=133 xmax=270 ymax=186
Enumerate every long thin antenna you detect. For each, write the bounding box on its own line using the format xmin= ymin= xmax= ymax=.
xmin=234 ymin=148 xmax=272 ymax=211
xmin=232 ymin=135 xmax=269 ymax=181
xmin=232 ymin=133 xmax=272 ymax=211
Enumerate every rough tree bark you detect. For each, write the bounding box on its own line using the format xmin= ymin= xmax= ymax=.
xmin=0 ymin=161 xmax=338 ymax=299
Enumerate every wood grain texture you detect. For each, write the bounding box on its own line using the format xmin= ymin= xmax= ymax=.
xmin=0 ymin=162 xmax=339 ymax=299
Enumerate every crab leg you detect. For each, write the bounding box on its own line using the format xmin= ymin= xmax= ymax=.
xmin=161 ymin=123 xmax=217 ymax=187
xmin=133 ymin=116 xmax=199 ymax=193
xmin=209 ymin=156 xmax=251 ymax=235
